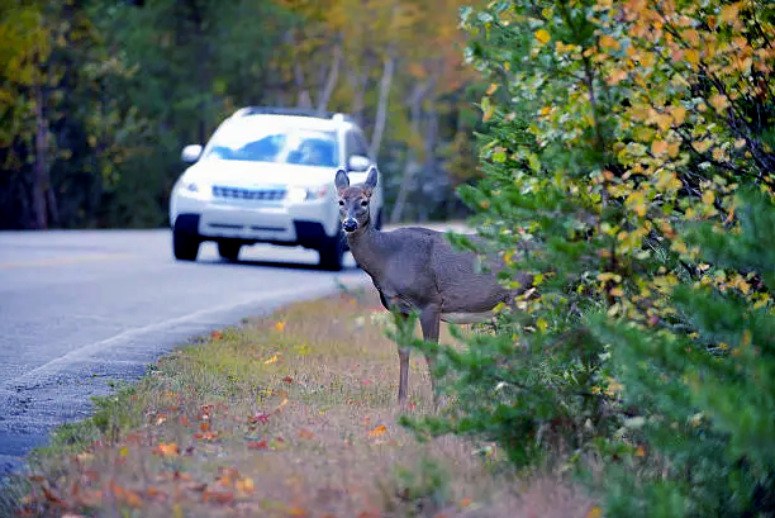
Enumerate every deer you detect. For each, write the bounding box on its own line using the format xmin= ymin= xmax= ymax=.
xmin=335 ymin=167 xmax=532 ymax=405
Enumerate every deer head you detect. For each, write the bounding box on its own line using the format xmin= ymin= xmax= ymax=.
xmin=335 ymin=167 xmax=378 ymax=234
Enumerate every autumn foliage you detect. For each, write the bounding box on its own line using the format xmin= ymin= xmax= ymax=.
xmin=400 ymin=0 xmax=775 ymax=515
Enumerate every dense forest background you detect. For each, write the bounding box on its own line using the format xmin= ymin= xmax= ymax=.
xmin=0 ymin=0 xmax=481 ymax=230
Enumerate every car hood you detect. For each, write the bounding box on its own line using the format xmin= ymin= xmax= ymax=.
xmin=181 ymin=159 xmax=343 ymax=188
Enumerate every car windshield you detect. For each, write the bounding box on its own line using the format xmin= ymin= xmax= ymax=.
xmin=204 ymin=125 xmax=339 ymax=167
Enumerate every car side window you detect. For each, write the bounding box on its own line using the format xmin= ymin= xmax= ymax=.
xmin=346 ymin=131 xmax=369 ymax=161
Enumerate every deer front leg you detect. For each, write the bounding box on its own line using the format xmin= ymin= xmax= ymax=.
xmin=393 ymin=312 xmax=412 ymax=405
xmin=419 ymin=305 xmax=441 ymax=404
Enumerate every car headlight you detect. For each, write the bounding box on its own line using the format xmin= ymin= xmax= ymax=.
xmin=287 ymin=185 xmax=329 ymax=203
xmin=287 ymin=186 xmax=307 ymax=203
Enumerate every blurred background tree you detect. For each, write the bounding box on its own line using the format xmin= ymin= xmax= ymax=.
xmin=0 ymin=0 xmax=481 ymax=229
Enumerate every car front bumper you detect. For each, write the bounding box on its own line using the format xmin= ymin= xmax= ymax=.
xmin=171 ymin=193 xmax=339 ymax=247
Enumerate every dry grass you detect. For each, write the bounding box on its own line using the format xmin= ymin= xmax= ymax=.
xmin=7 ymin=288 xmax=595 ymax=517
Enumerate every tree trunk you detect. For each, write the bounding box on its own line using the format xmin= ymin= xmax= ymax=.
xmin=31 ymin=82 xmax=49 ymax=230
xmin=369 ymin=52 xmax=395 ymax=158
xmin=417 ymin=100 xmax=439 ymax=222
xmin=316 ymin=42 xmax=341 ymax=114
xmin=348 ymin=63 xmax=368 ymax=126
xmin=389 ymin=80 xmax=432 ymax=224
xmin=295 ymin=62 xmax=312 ymax=108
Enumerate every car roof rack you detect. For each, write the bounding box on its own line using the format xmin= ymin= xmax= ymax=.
xmin=232 ymin=106 xmax=355 ymax=123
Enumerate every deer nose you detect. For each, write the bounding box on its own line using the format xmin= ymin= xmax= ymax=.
xmin=342 ymin=218 xmax=358 ymax=232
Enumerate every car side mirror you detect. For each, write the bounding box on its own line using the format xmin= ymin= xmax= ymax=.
xmin=347 ymin=154 xmax=370 ymax=172
xmin=181 ymin=144 xmax=203 ymax=163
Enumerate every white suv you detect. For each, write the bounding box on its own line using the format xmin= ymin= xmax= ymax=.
xmin=169 ymin=107 xmax=383 ymax=270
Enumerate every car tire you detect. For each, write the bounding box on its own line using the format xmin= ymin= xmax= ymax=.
xmin=318 ymin=232 xmax=345 ymax=271
xmin=218 ymin=241 xmax=241 ymax=262
xmin=173 ymin=225 xmax=200 ymax=261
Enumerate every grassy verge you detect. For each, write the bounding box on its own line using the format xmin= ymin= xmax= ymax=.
xmin=3 ymin=288 xmax=593 ymax=517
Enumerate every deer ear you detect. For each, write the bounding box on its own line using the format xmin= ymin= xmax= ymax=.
xmin=334 ymin=169 xmax=349 ymax=194
xmin=364 ymin=166 xmax=378 ymax=190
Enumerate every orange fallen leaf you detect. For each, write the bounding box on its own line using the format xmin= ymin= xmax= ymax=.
xmin=587 ymin=505 xmax=603 ymax=518
xmin=153 ymin=442 xmax=179 ymax=457
xmin=235 ymin=477 xmax=255 ymax=495
xmin=193 ymin=431 xmax=219 ymax=441
xmin=274 ymin=321 xmax=286 ymax=332
xmin=202 ymin=489 xmax=234 ymax=505
xmin=368 ymin=425 xmax=387 ymax=438
xmin=264 ymin=354 xmax=280 ymax=365
xmin=110 ymin=482 xmax=143 ymax=508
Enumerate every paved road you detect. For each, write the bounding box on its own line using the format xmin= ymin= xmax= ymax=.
xmin=0 ymin=230 xmax=367 ymax=475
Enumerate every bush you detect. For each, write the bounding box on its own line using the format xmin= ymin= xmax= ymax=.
xmin=399 ymin=1 xmax=774 ymax=515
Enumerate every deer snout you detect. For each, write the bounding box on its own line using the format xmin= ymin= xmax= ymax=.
xmin=342 ymin=218 xmax=358 ymax=233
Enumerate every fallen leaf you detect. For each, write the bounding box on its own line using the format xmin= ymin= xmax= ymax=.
xmin=153 ymin=442 xmax=180 ymax=457
xmin=459 ymin=497 xmax=473 ymax=508
xmin=264 ymin=354 xmax=279 ymax=365
xmin=274 ymin=321 xmax=286 ymax=332
xmin=247 ymin=440 xmax=268 ymax=450
xmin=41 ymin=486 xmax=65 ymax=506
xmin=110 ymin=482 xmax=143 ymax=508
xmin=235 ymin=477 xmax=255 ymax=495
xmin=193 ymin=431 xmax=219 ymax=441
xmin=202 ymin=489 xmax=234 ymax=505
xmin=587 ymin=505 xmax=603 ymax=518
xmin=368 ymin=425 xmax=387 ymax=438
xmin=248 ymin=412 xmax=271 ymax=425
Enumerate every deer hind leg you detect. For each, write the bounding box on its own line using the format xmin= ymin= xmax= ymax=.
xmin=419 ymin=305 xmax=441 ymax=406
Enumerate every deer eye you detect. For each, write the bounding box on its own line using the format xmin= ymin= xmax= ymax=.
xmin=360 ymin=200 xmax=368 ymax=207
xmin=338 ymin=200 xmax=345 ymax=206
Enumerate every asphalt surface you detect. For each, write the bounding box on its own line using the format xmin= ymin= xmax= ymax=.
xmin=0 ymin=230 xmax=367 ymax=475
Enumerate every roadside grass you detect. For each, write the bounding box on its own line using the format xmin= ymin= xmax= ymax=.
xmin=3 ymin=288 xmax=594 ymax=517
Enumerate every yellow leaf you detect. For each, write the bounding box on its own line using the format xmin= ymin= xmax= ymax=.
xmin=684 ymin=49 xmax=700 ymax=67
xmin=599 ymin=34 xmax=620 ymax=51
xmin=274 ymin=321 xmax=286 ymax=332
xmin=264 ymin=354 xmax=279 ymax=365
xmin=692 ymin=139 xmax=713 ymax=153
xmin=587 ymin=505 xmax=603 ymax=518
xmin=606 ymin=68 xmax=628 ymax=85
xmin=702 ymin=190 xmax=715 ymax=206
xmin=709 ymin=93 xmax=729 ymax=113
xmin=485 ymin=83 xmax=498 ymax=95
xmin=651 ymin=140 xmax=669 ymax=156
xmin=720 ymin=3 xmax=740 ymax=24
xmin=536 ymin=318 xmax=548 ymax=332
xmin=669 ymin=105 xmax=687 ymax=125
xmin=667 ymin=141 xmax=681 ymax=158
xmin=712 ymin=147 xmax=725 ymax=161
xmin=368 ymin=424 xmax=387 ymax=438
xmin=534 ymin=29 xmax=551 ymax=45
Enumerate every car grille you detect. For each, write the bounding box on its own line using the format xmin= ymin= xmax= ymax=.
xmin=212 ymin=185 xmax=286 ymax=201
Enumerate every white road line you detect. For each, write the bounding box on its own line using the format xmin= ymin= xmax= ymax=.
xmin=5 ymin=278 xmax=368 ymax=390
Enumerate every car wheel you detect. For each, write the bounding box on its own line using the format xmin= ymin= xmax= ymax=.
xmin=218 ymin=241 xmax=241 ymax=262
xmin=318 ymin=232 xmax=345 ymax=271
xmin=173 ymin=225 xmax=200 ymax=261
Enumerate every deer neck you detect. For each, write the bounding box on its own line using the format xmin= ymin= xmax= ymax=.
xmin=346 ymin=222 xmax=390 ymax=283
